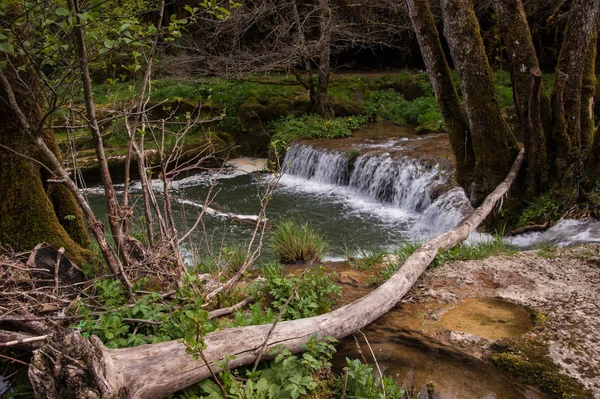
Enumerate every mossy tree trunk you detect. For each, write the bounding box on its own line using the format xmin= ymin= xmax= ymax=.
xmin=492 ymin=0 xmax=549 ymax=194
xmin=440 ymin=0 xmax=520 ymax=205
xmin=550 ymin=0 xmax=600 ymax=179
xmin=0 ymin=63 xmax=88 ymax=263
xmin=411 ymin=0 xmax=600 ymax=203
xmin=404 ymin=0 xmax=476 ymax=192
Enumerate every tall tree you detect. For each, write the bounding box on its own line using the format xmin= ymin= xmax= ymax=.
xmin=406 ymin=0 xmax=600 ymax=204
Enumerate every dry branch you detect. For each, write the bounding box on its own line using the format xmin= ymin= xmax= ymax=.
xmin=28 ymin=149 xmax=525 ymax=399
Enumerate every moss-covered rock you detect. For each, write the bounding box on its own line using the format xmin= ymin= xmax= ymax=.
xmin=489 ymin=338 xmax=593 ymax=399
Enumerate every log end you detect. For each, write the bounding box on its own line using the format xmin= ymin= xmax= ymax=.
xmin=29 ymin=330 xmax=129 ymax=399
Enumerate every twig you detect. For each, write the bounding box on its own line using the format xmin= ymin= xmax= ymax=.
xmin=54 ymin=247 xmax=65 ymax=294
xmin=0 ymin=353 xmax=29 ymax=366
xmin=208 ymin=296 xmax=254 ymax=320
xmin=0 ymin=334 xmax=50 ymax=347
xmin=357 ymin=330 xmax=386 ymax=397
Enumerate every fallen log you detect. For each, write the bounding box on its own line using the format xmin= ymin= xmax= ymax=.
xmin=28 ymin=149 xmax=525 ymax=399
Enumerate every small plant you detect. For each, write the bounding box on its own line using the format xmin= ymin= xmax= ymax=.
xmin=336 ymin=358 xmax=404 ymax=399
xmin=260 ymin=263 xmax=342 ymax=320
xmin=271 ymin=219 xmax=327 ymax=264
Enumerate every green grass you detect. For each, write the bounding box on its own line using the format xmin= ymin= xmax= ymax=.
xmin=345 ymin=245 xmax=386 ymax=270
xmin=270 ymin=219 xmax=327 ymax=264
xmin=376 ymin=238 xmax=517 ymax=283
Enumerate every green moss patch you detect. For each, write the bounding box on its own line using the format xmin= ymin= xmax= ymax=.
xmin=490 ymin=338 xmax=592 ymax=399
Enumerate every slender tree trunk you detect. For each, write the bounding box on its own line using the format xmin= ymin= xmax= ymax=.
xmin=29 ymin=150 xmax=525 ymax=399
xmin=317 ymin=0 xmax=332 ymax=116
xmin=492 ymin=0 xmax=549 ymax=193
xmin=440 ymin=0 xmax=520 ymax=205
xmin=67 ymin=0 xmax=135 ymax=265
xmin=404 ymin=0 xmax=475 ymax=191
xmin=580 ymin=21 xmax=598 ymax=152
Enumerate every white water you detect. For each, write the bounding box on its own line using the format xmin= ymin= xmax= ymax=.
xmin=281 ymin=143 xmax=473 ymax=238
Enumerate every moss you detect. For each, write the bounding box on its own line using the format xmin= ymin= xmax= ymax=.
xmin=528 ymin=308 xmax=547 ymax=326
xmin=331 ymin=99 xmax=366 ymax=117
xmin=0 ymin=149 xmax=87 ymax=264
xmin=0 ymin=64 xmax=87 ymax=264
xmin=490 ymin=338 xmax=593 ymax=399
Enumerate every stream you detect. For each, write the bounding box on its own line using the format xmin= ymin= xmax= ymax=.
xmin=81 ymin=123 xmax=600 ymax=398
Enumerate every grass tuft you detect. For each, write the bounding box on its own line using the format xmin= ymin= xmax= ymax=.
xmin=271 ymin=219 xmax=327 ymax=264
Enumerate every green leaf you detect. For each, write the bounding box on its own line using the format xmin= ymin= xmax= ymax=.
xmin=0 ymin=43 xmax=13 ymax=52
xmin=55 ymin=7 xmax=69 ymax=16
xmin=103 ymin=39 xmax=115 ymax=49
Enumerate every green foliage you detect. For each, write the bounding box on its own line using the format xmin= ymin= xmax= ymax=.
xmin=366 ymin=90 xmax=444 ymax=132
xmin=73 ymin=276 xmax=216 ymax=349
xmin=519 ymin=190 xmax=575 ymax=226
xmin=169 ymin=336 xmax=337 ymax=399
xmin=335 ymin=358 xmax=404 ymax=399
xmin=269 ymin=114 xmax=369 ymax=156
xmin=260 ymin=263 xmax=342 ymax=320
xmin=270 ymin=219 xmax=327 ymax=264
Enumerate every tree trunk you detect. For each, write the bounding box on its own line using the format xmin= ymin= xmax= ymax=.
xmin=492 ymin=0 xmax=549 ymax=193
xmin=580 ymin=20 xmax=598 ymax=152
xmin=550 ymin=0 xmax=600 ymax=176
xmin=0 ymin=62 xmax=87 ymax=263
xmin=404 ymin=0 xmax=475 ymax=191
xmin=29 ymin=150 xmax=525 ymax=399
xmin=317 ymin=0 xmax=332 ymax=116
xmin=440 ymin=0 xmax=520 ymax=205
xmin=68 ymin=0 xmax=137 ymax=266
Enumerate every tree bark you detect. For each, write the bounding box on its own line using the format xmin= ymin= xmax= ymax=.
xmin=580 ymin=19 xmax=598 ymax=152
xmin=68 ymin=0 xmax=137 ymax=266
xmin=550 ymin=0 xmax=600 ymax=174
xmin=492 ymin=0 xmax=549 ymax=193
xmin=404 ymin=0 xmax=476 ymax=191
xmin=317 ymin=0 xmax=332 ymax=116
xmin=29 ymin=150 xmax=525 ymax=399
xmin=440 ymin=0 xmax=520 ymax=205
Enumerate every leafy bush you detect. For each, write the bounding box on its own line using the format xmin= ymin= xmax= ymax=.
xmin=260 ymin=263 xmax=342 ymax=320
xmin=335 ymin=358 xmax=404 ymax=399
xmin=270 ymin=219 xmax=327 ymax=264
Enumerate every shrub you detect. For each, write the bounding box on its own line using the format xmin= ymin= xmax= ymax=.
xmin=271 ymin=219 xmax=327 ymax=264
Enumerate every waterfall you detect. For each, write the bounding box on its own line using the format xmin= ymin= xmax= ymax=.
xmin=282 ymin=143 xmax=472 ymax=235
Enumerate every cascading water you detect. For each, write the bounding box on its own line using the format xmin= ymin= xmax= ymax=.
xmin=281 ymin=143 xmax=473 ymax=237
